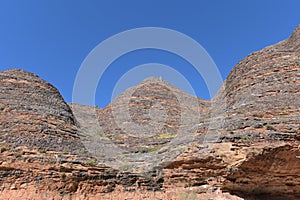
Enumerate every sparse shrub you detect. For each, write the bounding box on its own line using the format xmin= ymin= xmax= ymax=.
xmin=266 ymin=124 xmax=276 ymax=131
xmin=137 ymin=147 xmax=150 ymax=154
xmin=0 ymin=145 xmax=8 ymax=153
xmin=107 ymin=135 xmax=120 ymax=140
xmin=107 ymin=135 xmax=114 ymax=140
xmin=137 ymin=146 xmax=160 ymax=154
xmin=292 ymin=126 xmax=300 ymax=134
xmin=241 ymin=134 xmax=252 ymax=143
xmin=38 ymin=148 xmax=47 ymax=154
xmin=249 ymin=148 xmax=261 ymax=155
xmin=158 ymin=132 xmax=176 ymax=139
xmin=149 ymin=146 xmax=161 ymax=152
xmin=78 ymin=149 xmax=90 ymax=156
xmin=86 ymin=159 xmax=97 ymax=166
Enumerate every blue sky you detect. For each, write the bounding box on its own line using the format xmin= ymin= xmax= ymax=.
xmin=1 ymin=1 xmax=300 ymax=107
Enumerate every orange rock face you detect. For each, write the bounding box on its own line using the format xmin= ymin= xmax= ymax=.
xmin=0 ymin=25 xmax=299 ymax=199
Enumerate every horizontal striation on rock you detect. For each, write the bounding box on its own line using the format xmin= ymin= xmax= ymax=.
xmin=0 ymin=69 xmax=85 ymax=152
xmin=0 ymin=25 xmax=299 ymax=199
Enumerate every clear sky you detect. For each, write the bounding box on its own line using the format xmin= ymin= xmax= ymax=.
xmin=1 ymin=0 xmax=300 ymax=108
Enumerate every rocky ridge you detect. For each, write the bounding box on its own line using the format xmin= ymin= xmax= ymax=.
xmin=0 ymin=25 xmax=299 ymax=199
xmin=93 ymin=77 xmax=210 ymax=172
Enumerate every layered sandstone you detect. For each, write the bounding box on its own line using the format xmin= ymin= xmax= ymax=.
xmin=0 ymin=25 xmax=299 ymax=200
xmin=162 ymin=25 xmax=300 ymax=199
xmin=95 ymin=77 xmax=210 ymax=172
xmin=216 ymin=25 xmax=300 ymax=199
xmin=0 ymin=69 xmax=84 ymax=152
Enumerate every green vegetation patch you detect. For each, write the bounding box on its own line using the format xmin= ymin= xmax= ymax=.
xmin=158 ymin=132 xmax=176 ymax=140
xmin=85 ymin=159 xmax=97 ymax=166
xmin=137 ymin=146 xmax=161 ymax=154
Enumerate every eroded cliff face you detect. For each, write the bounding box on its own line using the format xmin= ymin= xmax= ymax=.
xmin=216 ymin=25 xmax=300 ymax=199
xmin=223 ymin=144 xmax=300 ymax=199
xmin=0 ymin=25 xmax=299 ymax=200
xmin=217 ymin=25 xmax=300 ymax=141
xmin=0 ymin=70 xmax=165 ymax=199
xmin=0 ymin=69 xmax=84 ymax=152
xmin=161 ymin=25 xmax=300 ymax=199
xmin=94 ymin=77 xmax=210 ymax=172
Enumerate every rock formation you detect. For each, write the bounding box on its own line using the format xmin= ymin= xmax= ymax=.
xmin=0 ymin=70 xmax=164 ymax=199
xmin=162 ymin=25 xmax=300 ymax=199
xmin=0 ymin=69 xmax=84 ymax=152
xmin=0 ymin=25 xmax=299 ymax=199
xmin=218 ymin=25 xmax=300 ymax=199
xmin=95 ymin=77 xmax=210 ymax=172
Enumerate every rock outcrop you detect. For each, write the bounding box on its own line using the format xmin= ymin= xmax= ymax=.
xmin=162 ymin=25 xmax=300 ymax=199
xmin=0 ymin=70 xmax=166 ymax=199
xmin=216 ymin=25 xmax=300 ymax=199
xmin=0 ymin=69 xmax=85 ymax=153
xmin=217 ymin=24 xmax=300 ymax=142
xmin=95 ymin=77 xmax=210 ymax=172
xmin=0 ymin=25 xmax=299 ymax=199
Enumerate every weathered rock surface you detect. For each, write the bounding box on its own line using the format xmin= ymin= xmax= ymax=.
xmin=216 ymin=24 xmax=300 ymax=142
xmin=0 ymin=71 xmax=167 ymax=199
xmin=0 ymin=69 xmax=85 ymax=152
xmin=161 ymin=25 xmax=300 ymax=199
xmin=0 ymin=146 xmax=166 ymax=200
xmin=215 ymin=25 xmax=300 ymax=199
xmin=95 ymin=77 xmax=210 ymax=172
xmin=223 ymin=144 xmax=300 ymax=199
xmin=0 ymin=25 xmax=299 ymax=199
xmin=98 ymin=77 xmax=209 ymax=148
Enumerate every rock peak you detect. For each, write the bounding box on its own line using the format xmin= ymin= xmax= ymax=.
xmin=140 ymin=76 xmax=165 ymax=84
xmin=138 ymin=76 xmax=190 ymax=96
xmin=1 ymin=68 xmax=42 ymax=82
xmin=0 ymin=69 xmax=84 ymax=152
xmin=285 ymin=24 xmax=300 ymax=50
xmin=292 ymin=24 xmax=300 ymax=35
